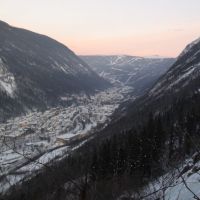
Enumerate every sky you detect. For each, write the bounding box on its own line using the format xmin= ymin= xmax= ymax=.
xmin=0 ymin=0 xmax=200 ymax=57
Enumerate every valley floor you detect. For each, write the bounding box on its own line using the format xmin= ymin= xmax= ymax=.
xmin=0 ymin=86 xmax=133 ymax=194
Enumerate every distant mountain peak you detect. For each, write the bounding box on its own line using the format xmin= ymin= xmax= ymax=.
xmin=144 ymin=55 xmax=171 ymax=59
xmin=81 ymin=55 xmax=175 ymax=96
xmin=0 ymin=20 xmax=9 ymax=26
xmin=179 ymin=37 xmax=200 ymax=58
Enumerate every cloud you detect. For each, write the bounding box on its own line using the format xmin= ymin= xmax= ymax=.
xmin=169 ymin=28 xmax=184 ymax=32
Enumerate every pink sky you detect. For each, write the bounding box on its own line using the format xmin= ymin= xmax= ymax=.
xmin=1 ymin=0 xmax=200 ymax=57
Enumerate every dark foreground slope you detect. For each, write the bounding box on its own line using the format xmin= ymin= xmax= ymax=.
xmin=0 ymin=21 xmax=109 ymax=121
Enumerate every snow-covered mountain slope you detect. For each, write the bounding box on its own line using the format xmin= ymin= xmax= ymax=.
xmin=81 ymin=55 xmax=175 ymax=95
xmin=149 ymin=37 xmax=200 ymax=99
xmin=124 ymin=152 xmax=200 ymax=200
xmin=0 ymin=21 xmax=109 ymax=121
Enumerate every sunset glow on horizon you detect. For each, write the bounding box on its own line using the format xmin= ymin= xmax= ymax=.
xmin=1 ymin=0 xmax=200 ymax=57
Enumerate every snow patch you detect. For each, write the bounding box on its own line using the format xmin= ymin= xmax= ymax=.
xmin=0 ymin=58 xmax=16 ymax=97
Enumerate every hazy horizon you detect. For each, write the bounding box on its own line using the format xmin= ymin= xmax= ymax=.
xmin=1 ymin=0 xmax=200 ymax=57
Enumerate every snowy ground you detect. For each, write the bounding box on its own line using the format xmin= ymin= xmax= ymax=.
xmin=163 ymin=154 xmax=200 ymax=200
xmin=0 ymin=86 xmax=133 ymax=193
xmin=119 ymin=153 xmax=200 ymax=200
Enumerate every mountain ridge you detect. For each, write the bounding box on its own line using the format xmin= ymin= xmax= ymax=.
xmin=0 ymin=20 xmax=109 ymax=121
xmin=81 ymin=55 xmax=175 ymax=96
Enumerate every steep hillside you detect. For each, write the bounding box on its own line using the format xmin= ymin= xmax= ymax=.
xmin=149 ymin=37 xmax=200 ymax=100
xmin=116 ymin=37 xmax=200 ymax=122
xmin=0 ymin=21 xmax=109 ymax=121
xmin=81 ymin=55 xmax=175 ymax=95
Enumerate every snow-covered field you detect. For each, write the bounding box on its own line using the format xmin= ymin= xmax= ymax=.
xmin=0 ymin=86 xmax=133 ymax=193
